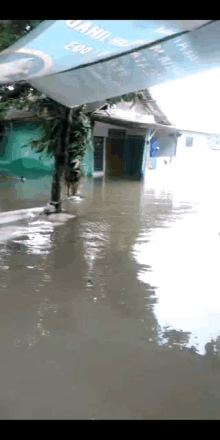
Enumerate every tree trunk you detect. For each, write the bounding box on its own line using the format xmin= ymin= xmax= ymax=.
xmin=50 ymin=107 xmax=74 ymax=212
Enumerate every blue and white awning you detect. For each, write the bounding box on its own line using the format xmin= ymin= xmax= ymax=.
xmin=0 ymin=19 xmax=217 ymax=109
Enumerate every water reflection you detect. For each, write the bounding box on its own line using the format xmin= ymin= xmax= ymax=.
xmin=75 ymin=174 xmax=220 ymax=356
xmin=0 ymin=175 xmax=52 ymax=213
xmin=80 ymin=217 xmax=111 ymax=293
xmin=1 ymin=165 xmax=220 ymax=359
xmin=2 ymin=165 xmax=220 ymax=418
xmin=10 ymin=219 xmax=54 ymax=255
xmin=0 ymin=214 xmax=75 ymax=351
xmin=13 ymin=298 xmax=59 ymax=350
xmin=132 ymin=160 xmax=220 ymax=356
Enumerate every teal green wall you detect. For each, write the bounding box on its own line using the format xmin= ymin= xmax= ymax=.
xmin=0 ymin=121 xmax=54 ymax=178
xmin=0 ymin=123 xmax=11 ymax=161
xmin=1 ymin=121 xmax=154 ymax=181
xmin=83 ymin=132 xmax=93 ymax=177
xmin=0 ymin=121 xmax=95 ymax=179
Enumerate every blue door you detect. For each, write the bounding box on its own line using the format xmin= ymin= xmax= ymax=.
xmin=150 ymin=137 xmax=158 ymax=169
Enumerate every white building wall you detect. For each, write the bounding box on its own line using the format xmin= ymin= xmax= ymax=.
xmin=92 ymin=121 xmax=147 ymax=177
xmin=93 ymin=121 xmax=109 ymax=138
xmin=176 ymin=133 xmax=209 ymax=171
xmin=93 ymin=121 xmax=146 ymax=138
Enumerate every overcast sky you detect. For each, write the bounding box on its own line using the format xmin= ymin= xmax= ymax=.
xmin=149 ymin=67 xmax=220 ymax=135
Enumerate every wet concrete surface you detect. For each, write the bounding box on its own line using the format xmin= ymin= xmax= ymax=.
xmin=1 ymin=156 xmax=220 ymax=419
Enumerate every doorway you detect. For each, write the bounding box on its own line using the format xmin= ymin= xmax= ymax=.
xmin=106 ymin=137 xmax=124 ymax=177
xmin=124 ymin=136 xmax=145 ymax=179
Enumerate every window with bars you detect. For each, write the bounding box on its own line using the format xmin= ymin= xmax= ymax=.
xmin=93 ymin=136 xmax=104 ymax=171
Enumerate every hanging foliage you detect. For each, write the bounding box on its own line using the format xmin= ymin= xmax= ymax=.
xmin=68 ymin=105 xmax=93 ymax=160
xmin=26 ymin=105 xmax=94 ymax=164
xmin=0 ymin=20 xmax=44 ymax=52
xmin=0 ymin=18 xmax=151 ymax=212
xmin=0 ymin=81 xmax=94 ymax=164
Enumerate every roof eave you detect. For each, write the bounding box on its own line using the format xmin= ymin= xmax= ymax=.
xmin=93 ymin=113 xmax=220 ymax=136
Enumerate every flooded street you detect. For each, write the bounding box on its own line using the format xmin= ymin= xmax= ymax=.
xmin=0 ymin=172 xmax=52 ymax=213
xmin=1 ymin=153 xmax=220 ymax=419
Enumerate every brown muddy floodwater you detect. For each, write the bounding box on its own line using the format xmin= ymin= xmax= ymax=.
xmin=1 ymin=155 xmax=220 ymax=419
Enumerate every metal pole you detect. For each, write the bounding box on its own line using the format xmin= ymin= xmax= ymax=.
xmin=103 ymin=136 xmax=106 ymax=178
xmin=148 ymin=128 xmax=158 ymax=142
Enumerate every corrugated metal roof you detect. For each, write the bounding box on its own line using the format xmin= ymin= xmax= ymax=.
xmin=92 ymin=88 xmax=174 ymax=128
xmin=139 ymin=90 xmax=172 ymax=125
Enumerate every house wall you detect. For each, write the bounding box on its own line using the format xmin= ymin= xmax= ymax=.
xmin=153 ymin=128 xmax=178 ymax=158
xmin=0 ymin=120 xmax=94 ymax=178
xmin=93 ymin=121 xmax=181 ymax=176
xmin=0 ymin=121 xmax=54 ymax=177
xmin=123 ymin=136 xmax=146 ymax=178
xmin=93 ymin=121 xmax=149 ymax=179
xmin=83 ymin=130 xmax=94 ymax=177
xmin=0 ymin=117 xmax=177 ymax=182
xmin=93 ymin=121 xmax=147 ymax=138
xmin=176 ymin=133 xmax=209 ymax=168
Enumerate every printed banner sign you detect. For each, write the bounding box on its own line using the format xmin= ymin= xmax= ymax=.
xmin=1 ymin=20 xmax=219 ymax=109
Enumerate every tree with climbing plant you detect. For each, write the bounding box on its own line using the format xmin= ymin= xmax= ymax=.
xmin=0 ymin=20 xmax=95 ymax=213
xmin=0 ymin=81 xmax=95 ymax=212
xmin=0 ymin=20 xmax=147 ymax=212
